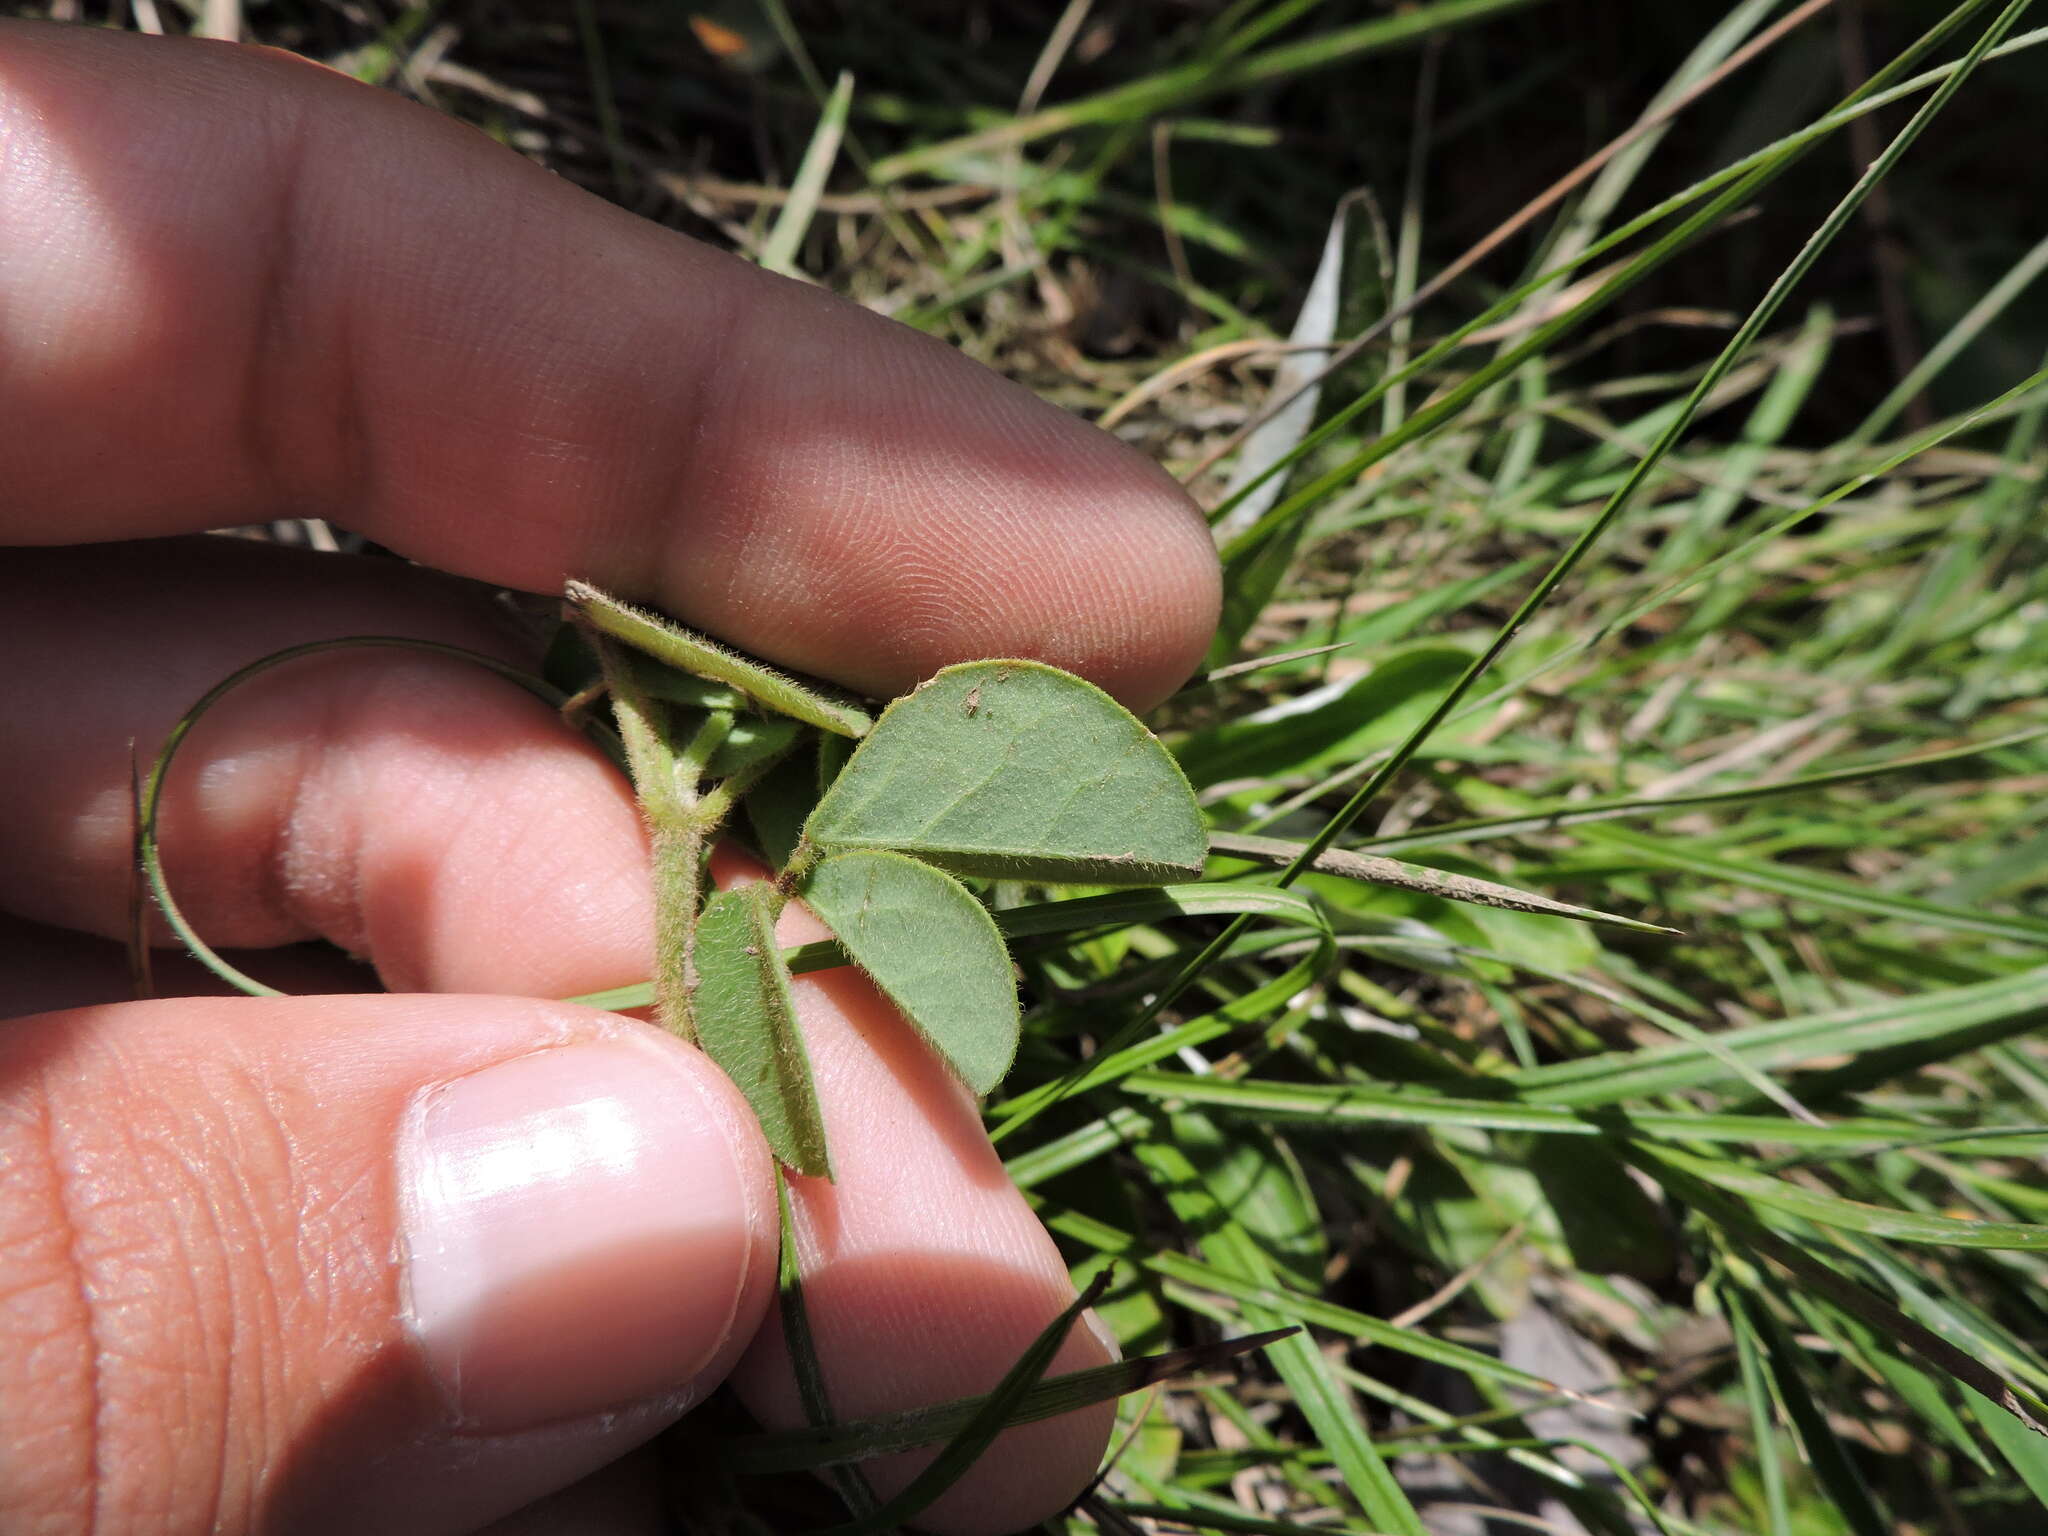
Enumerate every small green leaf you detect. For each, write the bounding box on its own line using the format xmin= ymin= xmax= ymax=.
xmin=804 ymin=660 xmax=1205 ymax=885
xmin=567 ymin=580 xmax=873 ymax=738
xmin=693 ymin=884 xmax=832 ymax=1178
xmin=800 ymin=850 xmax=1020 ymax=1095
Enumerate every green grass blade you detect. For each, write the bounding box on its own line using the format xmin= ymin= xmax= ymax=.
xmin=810 ymin=1271 xmax=1113 ymax=1535
xmin=1640 ymin=1143 xmax=2048 ymax=1251
xmin=1575 ymin=825 xmax=2048 ymax=948
xmin=774 ymin=1169 xmax=880 ymax=1517
xmin=1511 ymin=964 xmax=2048 ymax=1108
xmin=1135 ymin=1119 xmax=1427 ymax=1535
xmin=1352 ymin=725 xmax=2048 ymax=855
xmin=1724 ymin=1285 xmax=1793 ymax=1536
xmin=870 ymin=0 xmax=1548 ymax=181
xmin=1725 ymin=1286 xmax=1892 ymax=1536
xmin=1112 ymin=1069 xmax=2048 ymax=1152
xmin=1043 ymin=1199 xmax=1629 ymax=1413
xmin=759 ymin=70 xmax=854 ymax=275
xmin=720 ymin=1325 xmax=1292 ymax=1475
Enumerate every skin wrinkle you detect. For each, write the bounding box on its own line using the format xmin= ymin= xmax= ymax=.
xmin=0 ymin=1092 xmax=96 ymax=1535
xmin=99 ymin=1106 xmax=228 ymax=1531
xmin=36 ymin=1046 xmax=125 ymax=1536
xmin=294 ymin=1160 xmax=382 ymax=1348
xmin=209 ymin=1048 xmax=311 ymax=1510
xmin=177 ymin=1145 xmax=237 ymax=1536
xmin=357 ymin=745 xmax=498 ymax=994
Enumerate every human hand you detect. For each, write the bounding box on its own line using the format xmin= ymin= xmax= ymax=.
xmin=0 ymin=22 xmax=1219 ymax=1535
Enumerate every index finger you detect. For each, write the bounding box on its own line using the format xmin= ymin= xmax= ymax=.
xmin=0 ymin=24 xmax=1217 ymax=709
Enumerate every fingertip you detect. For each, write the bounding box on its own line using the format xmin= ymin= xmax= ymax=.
xmin=634 ymin=281 xmax=1222 ymax=712
xmin=1050 ymin=462 xmax=1223 ymax=713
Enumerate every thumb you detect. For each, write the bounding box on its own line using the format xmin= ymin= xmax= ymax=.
xmin=0 ymin=994 xmax=775 ymax=1535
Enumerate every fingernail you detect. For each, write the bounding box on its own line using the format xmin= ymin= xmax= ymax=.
xmin=399 ymin=1039 xmax=752 ymax=1431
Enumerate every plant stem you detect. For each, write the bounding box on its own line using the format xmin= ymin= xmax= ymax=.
xmin=651 ymin=820 xmax=706 ymax=1043
xmin=591 ymin=631 xmax=706 ymax=1041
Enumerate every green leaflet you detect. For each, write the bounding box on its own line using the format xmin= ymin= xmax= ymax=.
xmin=804 ymin=660 xmax=1206 ymax=884
xmin=693 ymin=884 xmax=832 ymax=1178
xmin=567 ymin=580 xmax=874 ymax=739
xmin=800 ymin=850 xmax=1021 ymax=1095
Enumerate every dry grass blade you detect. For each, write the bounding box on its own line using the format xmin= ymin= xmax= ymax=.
xmin=1212 ymin=191 xmax=1364 ymax=537
xmin=1209 ymin=831 xmax=1683 ymax=936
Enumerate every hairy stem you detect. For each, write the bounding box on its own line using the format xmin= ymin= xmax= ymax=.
xmin=651 ymin=821 xmax=706 ymax=1043
xmin=591 ymin=630 xmax=705 ymax=1040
